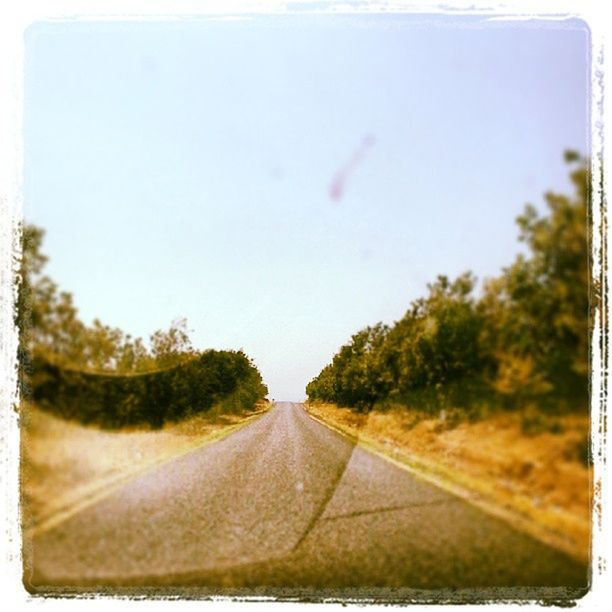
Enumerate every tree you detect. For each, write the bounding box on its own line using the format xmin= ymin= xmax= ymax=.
xmin=18 ymin=224 xmax=270 ymax=426
xmin=382 ymin=272 xmax=487 ymax=397
xmin=149 ymin=317 xmax=195 ymax=368
xmin=17 ymin=223 xmax=88 ymax=365
xmin=116 ymin=336 xmax=155 ymax=373
xmin=18 ymin=223 xmax=155 ymax=372
xmin=481 ymin=152 xmax=589 ymax=408
xmin=307 ymin=151 xmax=590 ymax=415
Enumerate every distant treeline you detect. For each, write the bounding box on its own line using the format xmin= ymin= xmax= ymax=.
xmin=307 ymin=152 xmax=591 ymax=416
xmin=16 ymin=222 xmax=268 ymax=427
xmin=24 ymin=350 xmax=267 ymax=429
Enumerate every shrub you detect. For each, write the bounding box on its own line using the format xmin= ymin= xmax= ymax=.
xmin=27 ymin=350 xmax=267 ymax=429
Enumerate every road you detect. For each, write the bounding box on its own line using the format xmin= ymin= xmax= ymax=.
xmin=25 ymin=402 xmax=588 ymax=600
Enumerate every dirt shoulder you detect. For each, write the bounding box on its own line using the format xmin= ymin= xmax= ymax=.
xmin=305 ymin=402 xmax=591 ymax=564
xmin=20 ymin=401 xmax=270 ymax=536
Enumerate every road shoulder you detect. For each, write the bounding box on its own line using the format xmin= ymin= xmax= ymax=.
xmin=21 ymin=402 xmax=271 ymax=538
xmin=304 ymin=402 xmax=591 ymax=565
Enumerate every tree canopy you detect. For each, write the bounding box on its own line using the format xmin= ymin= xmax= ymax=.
xmin=307 ymin=153 xmax=590 ymax=415
xmin=16 ymin=225 xmax=268 ymax=427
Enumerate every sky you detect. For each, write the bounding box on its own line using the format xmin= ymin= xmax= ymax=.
xmin=23 ymin=14 xmax=590 ymax=400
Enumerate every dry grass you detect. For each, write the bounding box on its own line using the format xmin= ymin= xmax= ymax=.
xmin=20 ymin=401 xmax=269 ymax=533
xmin=306 ymin=402 xmax=592 ymax=563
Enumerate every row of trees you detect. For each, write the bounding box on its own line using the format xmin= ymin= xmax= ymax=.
xmin=307 ymin=152 xmax=591 ymax=415
xmin=16 ymin=224 xmax=197 ymax=373
xmin=29 ymin=350 xmax=267 ymax=429
xmin=16 ymin=223 xmax=268 ymax=426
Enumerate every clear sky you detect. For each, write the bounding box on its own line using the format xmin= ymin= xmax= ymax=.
xmin=23 ymin=14 xmax=590 ymax=400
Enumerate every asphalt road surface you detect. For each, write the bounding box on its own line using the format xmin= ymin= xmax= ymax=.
xmin=25 ymin=402 xmax=589 ymax=601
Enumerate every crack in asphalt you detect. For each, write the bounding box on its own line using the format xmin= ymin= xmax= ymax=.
xmin=289 ymin=412 xmax=463 ymax=551
xmin=26 ymin=404 xmax=588 ymax=593
xmin=290 ymin=409 xmax=460 ymax=552
xmin=289 ymin=411 xmax=359 ymax=552
xmin=321 ymin=497 xmax=461 ymax=523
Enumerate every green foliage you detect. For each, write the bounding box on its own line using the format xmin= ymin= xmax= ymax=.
xmin=307 ymin=153 xmax=590 ymax=417
xmin=387 ymin=272 xmax=489 ymax=393
xmin=16 ymin=224 xmax=88 ymax=366
xmin=29 ymin=350 xmax=267 ymax=429
xmin=16 ymin=223 xmax=268 ymax=426
xmin=16 ymin=225 xmax=203 ymax=374
xmin=308 ymin=273 xmax=490 ymax=413
xmin=306 ymin=325 xmax=390 ymax=411
xmin=481 ymin=155 xmax=590 ymax=410
xmin=149 ymin=317 xmax=196 ymax=369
